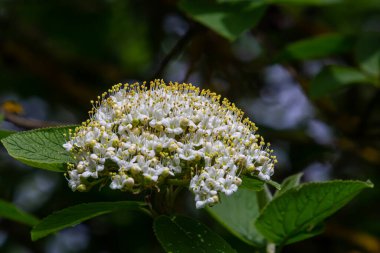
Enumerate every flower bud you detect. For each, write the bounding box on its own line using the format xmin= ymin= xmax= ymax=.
xmin=77 ymin=184 xmax=87 ymax=192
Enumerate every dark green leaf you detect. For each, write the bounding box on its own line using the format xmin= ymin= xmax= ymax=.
xmin=154 ymin=215 xmax=236 ymax=253
xmin=355 ymin=32 xmax=380 ymax=78
xmin=274 ymin=173 xmax=303 ymax=197
xmin=179 ymin=0 xmax=266 ymax=41
xmin=31 ymin=201 xmax=147 ymax=241
xmin=310 ymin=65 xmax=371 ymax=98
xmin=207 ymin=188 xmax=265 ymax=247
xmin=285 ymin=222 xmax=325 ymax=244
xmin=255 ymin=180 xmax=373 ymax=245
xmin=0 ymin=199 xmax=39 ymax=226
xmin=1 ymin=126 xmax=77 ymax=172
xmin=0 ymin=129 xmax=15 ymax=140
xmin=277 ymin=34 xmax=353 ymax=61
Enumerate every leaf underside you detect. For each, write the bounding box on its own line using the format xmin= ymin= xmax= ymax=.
xmin=154 ymin=215 xmax=236 ymax=253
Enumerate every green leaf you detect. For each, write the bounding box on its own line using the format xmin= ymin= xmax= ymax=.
xmin=154 ymin=215 xmax=236 ymax=253
xmin=277 ymin=34 xmax=353 ymax=61
xmin=0 ymin=129 xmax=15 ymax=140
xmin=284 ymin=222 xmax=325 ymax=244
xmin=255 ymin=180 xmax=373 ymax=245
xmin=1 ymin=126 xmax=77 ymax=172
xmin=355 ymin=32 xmax=380 ymax=78
xmin=267 ymin=180 xmax=281 ymax=190
xmin=207 ymin=188 xmax=265 ymax=247
xmin=267 ymin=0 xmax=342 ymax=5
xmin=274 ymin=173 xmax=303 ymax=197
xmin=178 ymin=0 xmax=266 ymax=41
xmin=310 ymin=65 xmax=371 ymax=98
xmin=241 ymin=176 xmax=265 ymax=191
xmin=31 ymin=201 xmax=147 ymax=241
xmin=0 ymin=199 xmax=39 ymax=226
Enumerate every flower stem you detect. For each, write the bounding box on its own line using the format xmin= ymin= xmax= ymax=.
xmin=256 ymin=185 xmax=277 ymax=253
xmin=166 ymin=178 xmax=190 ymax=186
xmin=256 ymin=184 xmax=272 ymax=211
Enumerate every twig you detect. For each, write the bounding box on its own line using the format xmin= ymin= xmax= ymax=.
xmin=153 ymin=26 xmax=197 ymax=79
xmin=2 ymin=111 xmax=61 ymax=129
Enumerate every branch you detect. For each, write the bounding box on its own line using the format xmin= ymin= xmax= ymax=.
xmin=2 ymin=111 xmax=61 ymax=129
xmin=153 ymin=26 xmax=197 ymax=79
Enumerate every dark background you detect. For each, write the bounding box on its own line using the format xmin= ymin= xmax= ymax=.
xmin=0 ymin=0 xmax=379 ymax=252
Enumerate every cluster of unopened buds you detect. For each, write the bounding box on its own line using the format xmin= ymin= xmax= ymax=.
xmin=63 ymin=80 xmax=277 ymax=208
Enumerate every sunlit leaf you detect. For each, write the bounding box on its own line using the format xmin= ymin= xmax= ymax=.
xmin=255 ymin=180 xmax=373 ymax=245
xmin=1 ymin=126 xmax=76 ymax=172
xmin=154 ymin=215 xmax=236 ymax=253
xmin=207 ymin=188 xmax=265 ymax=247
xmin=277 ymin=34 xmax=353 ymax=61
xmin=310 ymin=65 xmax=371 ymax=98
xmin=0 ymin=199 xmax=39 ymax=226
xmin=179 ymin=0 xmax=266 ymax=41
xmin=31 ymin=201 xmax=147 ymax=241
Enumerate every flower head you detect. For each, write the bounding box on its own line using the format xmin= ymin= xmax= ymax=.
xmin=64 ymin=80 xmax=277 ymax=208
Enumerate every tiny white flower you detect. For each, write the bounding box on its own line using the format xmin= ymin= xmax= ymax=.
xmin=63 ymin=142 xmax=73 ymax=151
xmin=162 ymin=118 xmax=183 ymax=135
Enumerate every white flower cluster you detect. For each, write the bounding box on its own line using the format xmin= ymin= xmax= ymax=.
xmin=64 ymin=80 xmax=277 ymax=208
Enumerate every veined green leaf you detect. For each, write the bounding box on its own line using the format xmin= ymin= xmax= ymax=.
xmin=255 ymin=180 xmax=373 ymax=245
xmin=179 ymin=0 xmax=266 ymax=41
xmin=207 ymin=188 xmax=265 ymax=247
xmin=0 ymin=199 xmax=39 ymax=226
xmin=1 ymin=126 xmax=77 ymax=172
xmin=31 ymin=201 xmax=147 ymax=241
xmin=154 ymin=215 xmax=236 ymax=253
xmin=277 ymin=34 xmax=353 ymax=61
xmin=310 ymin=65 xmax=371 ymax=98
